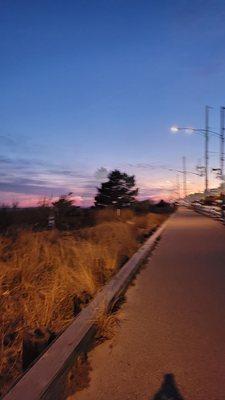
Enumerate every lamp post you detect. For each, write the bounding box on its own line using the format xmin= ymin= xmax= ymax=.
xmin=171 ymin=105 xmax=223 ymax=196
xmin=205 ymin=105 xmax=210 ymax=194
xmin=220 ymin=107 xmax=225 ymax=191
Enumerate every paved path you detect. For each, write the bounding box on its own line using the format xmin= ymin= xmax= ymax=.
xmin=73 ymin=208 xmax=225 ymax=400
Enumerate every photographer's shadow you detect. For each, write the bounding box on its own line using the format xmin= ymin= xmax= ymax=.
xmin=151 ymin=373 xmax=184 ymax=400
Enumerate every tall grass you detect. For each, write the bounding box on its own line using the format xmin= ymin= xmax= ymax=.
xmin=0 ymin=210 xmax=167 ymax=395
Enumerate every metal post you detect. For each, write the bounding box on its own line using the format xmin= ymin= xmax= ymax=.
xmin=116 ymin=208 xmax=121 ymax=217
xmin=205 ymin=105 xmax=210 ymax=195
xmin=182 ymin=156 xmax=187 ymax=198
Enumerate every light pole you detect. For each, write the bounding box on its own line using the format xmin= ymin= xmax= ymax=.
xmin=182 ymin=155 xmax=187 ymax=198
xmin=205 ymin=105 xmax=210 ymax=194
xmin=220 ymin=106 xmax=225 ymax=181
xmin=170 ymin=105 xmax=222 ymax=196
xmin=212 ymin=107 xmax=225 ymax=193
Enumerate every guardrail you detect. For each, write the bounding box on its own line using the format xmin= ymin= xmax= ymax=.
xmin=3 ymin=216 xmax=172 ymax=400
xmin=191 ymin=204 xmax=223 ymax=221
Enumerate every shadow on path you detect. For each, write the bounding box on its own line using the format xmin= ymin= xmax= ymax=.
xmin=150 ymin=373 xmax=185 ymax=400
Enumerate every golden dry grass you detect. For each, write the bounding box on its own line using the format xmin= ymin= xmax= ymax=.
xmin=95 ymin=311 xmax=120 ymax=343
xmin=0 ymin=211 xmax=168 ymax=395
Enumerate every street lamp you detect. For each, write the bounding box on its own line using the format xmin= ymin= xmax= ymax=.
xmin=171 ymin=126 xmax=197 ymax=134
xmin=170 ymin=106 xmax=224 ymax=195
xmin=171 ymin=126 xmax=179 ymax=133
xmin=220 ymin=107 xmax=225 ymax=193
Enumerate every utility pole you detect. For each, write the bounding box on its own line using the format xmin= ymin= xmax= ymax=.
xmin=220 ymin=106 xmax=225 ymax=195
xmin=176 ymin=173 xmax=181 ymax=199
xmin=220 ymin=107 xmax=225 ymax=179
xmin=182 ymin=156 xmax=187 ymax=198
xmin=205 ymin=105 xmax=210 ymax=195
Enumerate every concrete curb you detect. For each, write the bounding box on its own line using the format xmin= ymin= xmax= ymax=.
xmin=3 ymin=215 xmax=172 ymax=400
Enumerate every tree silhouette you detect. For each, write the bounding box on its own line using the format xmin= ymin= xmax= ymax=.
xmin=95 ymin=169 xmax=138 ymax=208
xmin=52 ymin=193 xmax=75 ymax=229
xmin=52 ymin=192 xmax=74 ymax=210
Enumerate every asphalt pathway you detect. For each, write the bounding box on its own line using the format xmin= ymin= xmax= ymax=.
xmin=73 ymin=207 xmax=225 ymax=400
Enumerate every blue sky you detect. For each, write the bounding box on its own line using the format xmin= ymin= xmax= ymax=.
xmin=1 ymin=0 xmax=225 ymax=205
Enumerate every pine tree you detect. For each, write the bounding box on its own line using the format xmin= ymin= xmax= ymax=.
xmin=95 ymin=170 xmax=138 ymax=208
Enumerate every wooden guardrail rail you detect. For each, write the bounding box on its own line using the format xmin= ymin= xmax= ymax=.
xmin=3 ymin=217 xmax=171 ymax=400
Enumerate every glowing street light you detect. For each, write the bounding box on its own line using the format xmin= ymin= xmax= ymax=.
xmin=171 ymin=126 xmax=179 ymax=133
xmin=170 ymin=126 xmax=203 ymax=135
xmin=171 ymin=107 xmax=225 ymax=195
xmin=170 ymin=106 xmax=215 ymax=195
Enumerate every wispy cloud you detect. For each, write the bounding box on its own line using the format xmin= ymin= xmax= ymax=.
xmin=0 ymin=156 xmax=13 ymax=165
xmin=0 ymin=181 xmax=67 ymax=196
xmin=0 ymin=153 xmax=99 ymax=205
xmin=0 ymin=151 xmax=181 ymax=206
xmin=0 ymin=135 xmax=17 ymax=147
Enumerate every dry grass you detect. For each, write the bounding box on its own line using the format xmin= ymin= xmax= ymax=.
xmin=95 ymin=312 xmax=120 ymax=343
xmin=94 ymin=208 xmax=134 ymax=224
xmin=0 ymin=211 xmax=168 ymax=395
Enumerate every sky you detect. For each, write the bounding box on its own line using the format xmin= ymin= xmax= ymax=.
xmin=1 ymin=0 xmax=225 ymax=206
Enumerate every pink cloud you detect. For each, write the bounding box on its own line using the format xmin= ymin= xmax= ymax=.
xmin=0 ymin=171 xmax=213 ymax=208
xmin=0 ymin=192 xmax=89 ymax=208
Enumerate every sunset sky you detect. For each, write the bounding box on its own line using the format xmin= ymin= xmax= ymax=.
xmin=1 ymin=0 xmax=225 ymax=206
